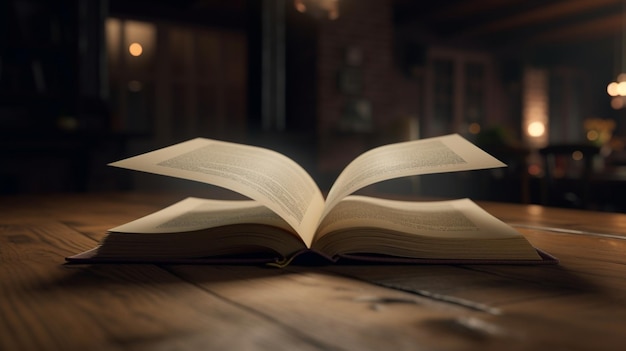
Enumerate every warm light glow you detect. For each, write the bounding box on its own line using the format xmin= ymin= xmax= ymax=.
xmin=527 ymin=121 xmax=545 ymax=137
xmin=468 ymin=122 xmax=481 ymax=134
xmin=572 ymin=151 xmax=584 ymax=161
xmin=607 ymin=74 xmax=626 ymax=100
xmin=607 ymin=82 xmax=619 ymax=96
xmin=294 ymin=0 xmax=339 ymax=20
xmin=527 ymin=205 xmax=543 ymax=215
xmin=611 ymin=96 xmax=625 ymax=109
xmin=528 ymin=164 xmax=542 ymax=176
xmin=124 ymin=20 xmax=155 ymax=61
xmin=328 ymin=8 xmax=339 ymax=20
xmin=105 ymin=18 xmax=122 ymax=66
xmin=129 ymin=42 xmax=143 ymax=56
xmin=522 ymin=67 xmax=548 ymax=148
xmin=617 ymin=82 xmax=626 ymax=96
xmin=294 ymin=0 xmax=306 ymax=12
xmin=584 ymin=118 xmax=616 ymax=145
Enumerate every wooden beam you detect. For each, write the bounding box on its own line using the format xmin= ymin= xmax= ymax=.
xmin=526 ymin=11 xmax=623 ymax=44
xmin=460 ymin=0 xmax=621 ymax=37
xmin=429 ymin=0 xmax=528 ymax=21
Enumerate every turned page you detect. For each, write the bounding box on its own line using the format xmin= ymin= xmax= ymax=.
xmin=109 ymin=139 xmax=325 ymax=245
xmin=317 ymin=196 xmax=524 ymax=240
xmin=109 ymin=197 xmax=294 ymax=234
xmin=313 ymin=195 xmax=541 ymax=259
xmin=321 ymin=134 xmax=506 ymax=220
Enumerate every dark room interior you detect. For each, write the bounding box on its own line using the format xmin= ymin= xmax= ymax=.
xmin=2 ymin=0 xmax=626 ymax=212
xmin=5 ymin=3 xmax=626 ymax=350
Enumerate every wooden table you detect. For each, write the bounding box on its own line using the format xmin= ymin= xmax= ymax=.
xmin=2 ymin=192 xmax=626 ymax=350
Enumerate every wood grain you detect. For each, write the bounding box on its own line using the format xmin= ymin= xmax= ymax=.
xmin=0 ymin=225 xmax=332 ymax=350
xmin=2 ymin=192 xmax=626 ymax=350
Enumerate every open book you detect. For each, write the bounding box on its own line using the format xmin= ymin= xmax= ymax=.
xmin=67 ymin=134 xmax=556 ymax=266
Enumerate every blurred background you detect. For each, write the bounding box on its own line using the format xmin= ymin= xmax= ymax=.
xmin=2 ymin=0 xmax=626 ymax=212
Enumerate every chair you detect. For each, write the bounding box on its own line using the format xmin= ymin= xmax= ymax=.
xmin=539 ymin=143 xmax=600 ymax=209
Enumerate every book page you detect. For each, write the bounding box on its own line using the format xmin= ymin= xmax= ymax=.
xmin=109 ymin=197 xmax=294 ymax=234
xmin=109 ymin=139 xmax=325 ymax=245
xmin=314 ymin=195 xmax=541 ymax=260
xmin=317 ymin=196 xmax=522 ymax=239
xmin=99 ymin=197 xmax=307 ymax=259
xmin=321 ymin=134 xmax=506 ymax=220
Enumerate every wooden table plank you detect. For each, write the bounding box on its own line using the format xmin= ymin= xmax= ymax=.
xmin=314 ymin=225 xmax=626 ymax=350
xmin=480 ymin=201 xmax=626 ymax=237
xmin=166 ymin=265 xmax=516 ymax=351
xmin=0 ymin=220 xmax=328 ymax=350
xmin=3 ymin=192 xmax=626 ymax=350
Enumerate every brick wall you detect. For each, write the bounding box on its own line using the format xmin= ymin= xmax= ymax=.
xmin=315 ymin=0 xmax=420 ymax=177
